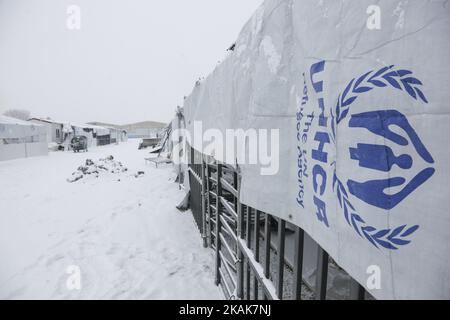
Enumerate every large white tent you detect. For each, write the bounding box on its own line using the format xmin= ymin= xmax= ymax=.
xmin=182 ymin=0 xmax=450 ymax=299
xmin=0 ymin=115 xmax=48 ymax=161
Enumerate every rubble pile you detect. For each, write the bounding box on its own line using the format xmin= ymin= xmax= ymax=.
xmin=67 ymin=156 xmax=129 ymax=183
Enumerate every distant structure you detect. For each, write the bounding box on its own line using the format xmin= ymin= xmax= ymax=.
xmin=86 ymin=122 xmax=121 ymax=129
xmin=86 ymin=122 xmax=127 ymax=143
xmin=88 ymin=121 xmax=166 ymax=139
xmin=29 ymin=118 xmax=126 ymax=150
xmin=28 ymin=118 xmax=68 ymax=145
xmin=0 ymin=115 xmax=48 ymax=161
xmin=120 ymin=121 xmax=166 ymax=139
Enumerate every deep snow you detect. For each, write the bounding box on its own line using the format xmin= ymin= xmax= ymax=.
xmin=0 ymin=140 xmax=222 ymax=300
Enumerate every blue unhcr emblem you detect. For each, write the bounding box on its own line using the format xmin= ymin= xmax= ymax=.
xmin=347 ymin=109 xmax=435 ymax=210
xmin=331 ymin=65 xmax=434 ymax=250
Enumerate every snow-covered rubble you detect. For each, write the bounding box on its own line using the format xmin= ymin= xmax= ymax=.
xmin=67 ymin=155 xmax=129 ymax=183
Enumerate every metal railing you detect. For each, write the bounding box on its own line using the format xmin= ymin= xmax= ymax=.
xmin=187 ymin=146 xmax=369 ymax=300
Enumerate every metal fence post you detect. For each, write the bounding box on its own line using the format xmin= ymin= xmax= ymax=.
xmin=236 ymin=172 xmax=244 ymax=299
xmin=349 ymin=279 xmax=366 ymax=300
xmin=205 ymin=163 xmax=212 ymax=248
xmin=293 ymin=226 xmax=305 ymax=300
xmin=264 ymin=214 xmax=271 ymax=280
xmin=215 ymin=164 xmax=222 ymax=286
xmin=245 ymin=206 xmax=252 ymax=300
xmin=201 ymin=155 xmax=207 ymax=248
xmin=253 ymin=210 xmax=261 ymax=299
xmin=315 ymin=246 xmax=329 ymax=300
xmin=276 ymin=219 xmax=286 ymax=299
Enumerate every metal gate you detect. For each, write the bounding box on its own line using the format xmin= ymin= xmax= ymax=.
xmin=187 ymin=146 xmax=370 ymax=300
xmin=188 ymin=146 xmax=206 ymax=242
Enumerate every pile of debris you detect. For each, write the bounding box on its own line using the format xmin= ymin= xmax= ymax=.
xmin=67 ymin=156 xmax=129 ymax=183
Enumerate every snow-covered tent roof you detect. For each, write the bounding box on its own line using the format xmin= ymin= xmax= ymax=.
xmin=0 ymin=115 xmax=47 ymax=142
xmin=28 ymin=117 xmax=73 ymax=133
xmin=1 ymin=116 xmax=33 ymax=126
xmin=28 ymin=117 xmax=68 ymax=126
xmin=29 ymin=118 xmax=111 ymax=136
xmin=83 ymin=124 xmax=110 ymax=136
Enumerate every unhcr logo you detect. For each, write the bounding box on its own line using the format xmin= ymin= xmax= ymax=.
xmin=332 ymin=64 xmax=435 ymax=250
xmin=347 ymin=109 xmax=435 ymax=210
xmin=298 ymin=61 xmax=435 ymax=250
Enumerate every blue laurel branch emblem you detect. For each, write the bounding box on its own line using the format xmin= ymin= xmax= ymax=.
xmin=332 ymin=65 xmax=428 ymax=135
xmin=330 ymin=65 xmax=429 ymax=250
xmin=333 ymin=172 xmax=420 ymax=250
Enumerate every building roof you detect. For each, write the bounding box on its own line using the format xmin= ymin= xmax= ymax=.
xmin=88 ymin=121 xmax=165 ymax=131
xmin=122 ymin=121 xmax=167 ymax=130
xmin=28 ymin=117 xmax=68 ymax=125
xmin=1 ymin=115 xmax=41 ymax=126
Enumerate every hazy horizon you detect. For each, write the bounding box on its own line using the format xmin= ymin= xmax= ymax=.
xmin=0 ymin=0 xmax=263 ymax=125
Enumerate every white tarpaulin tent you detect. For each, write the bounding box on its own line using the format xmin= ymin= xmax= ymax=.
xmin=183 ymin=0 xmax=450 ymax=299
xmin=0 ymin=115 xmax=46 ymax=143
xmin=0 ymin=115 xmax=48 ymax=161
xmin=87 ymin=125 xmax=110 ymax=137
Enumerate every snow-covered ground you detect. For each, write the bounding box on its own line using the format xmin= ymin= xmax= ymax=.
xmin=0 ymin=140 xmax=223 ymax=300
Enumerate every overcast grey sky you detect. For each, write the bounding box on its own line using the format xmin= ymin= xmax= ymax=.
xmin=0 ymin=0 xmax=263 ymax=124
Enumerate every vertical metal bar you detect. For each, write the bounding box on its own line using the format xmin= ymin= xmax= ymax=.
xmin=246 ymin=263 xmax=251 ymax=300
xmin=315 ymin=246 xmax=329 ymax=300
xmin=253 ymin=210 xmax=261 ymax=299
xmin=264 ymin=214 xmax=271 ymax=279
xmin=349 ymin=279 xmax=366 ymax=300
xmin=246 ymin=207 xmax=252 ymax=248
xmin=262 ymin=214 xmax=270 ymax=301
xmin=236 ymin=172 xmax=244 ymax=299
xmin=254 ymin=211 xmax=261 ymax=261
xmin=177 ymin=109 xmax=182 ymax=177
xmin=215 ymin=164 xmax=223 ymax=286
xmin=239 ymin=203 xmax=245 ymax=241
xmin=276 ymin=219 xmax=286 ymax=299
xmin=205 ymin=163 xmax=212 ymax=248
xmin=232 ymin=171 xmax=238 ymax=255
xmin=293 ymin=226 xmax=305 ymax=300
xmin=233 ymin=171 xmax=238 ymax=218
xmin=190 ymin=144 xmax=194 ymax=167
xmin=200 ymin=156 xmax=207 ymax=248
xmin=245 ymin=206 xmax=252 ymax=300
